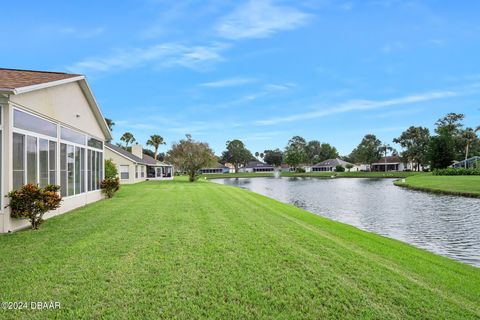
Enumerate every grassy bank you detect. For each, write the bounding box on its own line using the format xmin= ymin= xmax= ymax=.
xmin=202 ymin=171 xmax=422 ymax=180
xmin=395 ymin=174 xmax=480 ymax=198
xmin=1 ymin=179 xmax=479 ymax=319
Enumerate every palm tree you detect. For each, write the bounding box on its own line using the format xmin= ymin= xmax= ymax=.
xmin=379 ymin=144 xmax=393 ymax=172
xmin=120 ymin=132 xmax=135 ymax=148
xmin=462 ymin=128 xmax=478 ymax=168
xmin=105 ymin=118 xmax=115 ymax=131
xmin=146 ymin=135 xmax=166 ymax=160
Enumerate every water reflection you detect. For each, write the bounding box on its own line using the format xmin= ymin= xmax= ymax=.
xmin=215 ymin=177 xmax=480 ymax=267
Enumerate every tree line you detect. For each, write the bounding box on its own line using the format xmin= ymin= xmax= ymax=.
xmin=105 ymin=112 xmax=479 ymax=183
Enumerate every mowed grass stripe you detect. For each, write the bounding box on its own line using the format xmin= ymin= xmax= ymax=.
xmin=0 ymin=179 xmax=479 ymax=319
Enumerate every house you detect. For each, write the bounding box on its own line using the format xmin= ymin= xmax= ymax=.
xmin=350 ymin=164 xmax=371 ymax=172
xmin=312 ymin=158 xmax=352 ymax=172
xmin=105 ymin=143 xmax=173 ymax=183
xmin=0 ymin=68 xmax=112 ymax=233
xmin=371 ymin=156 xmax=411 ymax=172
xmin=239 ymin=160 xmax=275 ymax=173
xmin=451 ymin=156 xmax=480 ymax=169
xmin=199 ymin=163 xmax=230 ymax=174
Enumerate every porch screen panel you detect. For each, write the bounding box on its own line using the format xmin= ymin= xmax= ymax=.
xmin=26 ymin=136 xmax=37 ymax=185
xmin=60 ymin=144 xmax=67 ymax=196
xmin=80 ymin=148 xmax=86 ymax=193
xmin=12 ymin=133 xmax=25 ymax=190
xmin=49 ymin=141 xmax=56 ymax=185
xmin=67 ymin=145 xmax=74 ymax=196
xmin=39 ymin=139 xmax=49 ymax=187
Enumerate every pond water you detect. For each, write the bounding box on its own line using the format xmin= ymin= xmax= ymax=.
xmin=214 ymin=177 xmax=480 ymax=267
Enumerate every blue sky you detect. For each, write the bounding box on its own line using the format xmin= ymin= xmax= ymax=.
xmin=2 ymin=0 xmax=480 ymax=155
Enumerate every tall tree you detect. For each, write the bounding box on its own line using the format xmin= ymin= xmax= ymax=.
xmin=428 ymin=135 xmax=456 ymax=169
xmin=105 ymin=118 xmax=115 ymax=131
xmin=146 ymin=134 xmax=166 ymax=161
xmin=435 ymin=113 xmax=465 ymax=159
xmin=120 ymin=132 xmax=136 ymax=148
xmin=166 ymin=135 xmax=216 ymax=182
xmin=349 ymin=134 xmax=382 ymax=165
xmin=318 ymin=143 xmax=339 ymax=162
xmin=221 ymin=140 xmax=253 ymax=173
xmin=263 ymin=149 xmax=283 ymax=167
xmin=284 ymin=136 xmax=308 ymax=169
xmin=305 ymin=140 xmax=322 ymax=164
xmin=393 ymin=126 xmax=430 ymax=171
xmin=462 ymin=128 xmax=479 ymax=168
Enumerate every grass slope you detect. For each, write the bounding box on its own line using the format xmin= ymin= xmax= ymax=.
xmin=202 ymin=171 xmax=421 ymax=180
xmin=0 ymin=179 xmax=479 ymax=319
xmin=395 ymin=175 xmax=480 ymax=197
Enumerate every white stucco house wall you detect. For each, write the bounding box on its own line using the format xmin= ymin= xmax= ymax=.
xmin=0 ymin=68 xmax=112 ymax=233
xmin=105 ymin=143 xmax=173 ymax=183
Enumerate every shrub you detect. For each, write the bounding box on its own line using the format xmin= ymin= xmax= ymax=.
xmin=6 ymin=184 xmax=62 ymax=230
xmin=432 ymin=168 xmax=480 ymax=176
xmin=101 ymin=177 xmax=120 ymax=198
xmin=335 ymin=165 xmax=346 ymax=172
xmin=295 ymin=167 xmax=306 ymax=173
xmin=105 ymin=159 xmax=118 ymax=179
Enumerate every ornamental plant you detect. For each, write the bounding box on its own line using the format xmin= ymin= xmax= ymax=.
xmin=6 ymin=184 xmax=62 ymax=230
xmin=104 ymin=159 xmax=118 ymax=179
xmin=101 ymin=177 xmax=120 ymax=198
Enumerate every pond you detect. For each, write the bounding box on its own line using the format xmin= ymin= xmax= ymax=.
xmin=214 ymin=177 xmax=480 ymax=267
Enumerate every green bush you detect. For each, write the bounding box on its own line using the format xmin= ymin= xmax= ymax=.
xmin=105 ymin=159 xmax=118 ymax=179
xmin=432 ymin=168 xmax=480 ymax=176
xmin=335 ymin=165 xmax=346 ymax=172
xmin=295 ymin=167 xmax=306 ymax=173
xmin=101 ymin=177 xmax=120 ymax=198
xmin=6 ymin=184 xmax=62 ymax=230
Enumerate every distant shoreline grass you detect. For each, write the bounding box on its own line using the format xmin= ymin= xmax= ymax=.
xmin=395 ymin=174 xmax=480 ymax=198
xmin=201 ymin=171 xmax=423 ymax=180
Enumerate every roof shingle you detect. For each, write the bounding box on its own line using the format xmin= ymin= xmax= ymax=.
xmin=0 ymin=68 xmax=82 ymax=90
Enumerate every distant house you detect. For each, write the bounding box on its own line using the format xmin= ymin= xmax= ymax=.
xmin=371 ymin=156 xmax=411 ymax=172
xmin=350 ymin=164 xmax=371 ymax=172
xmin=312 ymin=158 xmax=352 ymax=172
xmin=199 ymin=163 xmax=230 ymax=174
xmin=0 ymin=68 xmax=112 ymax=232
xmin=105 ymin=143 xmax=173 ymax=183
xmin=240 ymin=160 xmax=275 ymax=173
xmin=451 ymin=156 xmax=480 ymax=169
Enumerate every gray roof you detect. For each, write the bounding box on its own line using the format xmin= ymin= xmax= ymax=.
xmin=313 ymin=158 xmax=352 ymax=167
xmin=201 ymin=163 xmax=228 ymax=170
xmin=105 ymin=143 xmax=173 ymax=167
xmin=244 ymin=160 xmax=274 ymax=169
xmin=106 ymin=143 xmax=145 ymax=164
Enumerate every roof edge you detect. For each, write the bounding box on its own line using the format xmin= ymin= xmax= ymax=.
xmin=12 ymin=75 xmax=85 ymax=95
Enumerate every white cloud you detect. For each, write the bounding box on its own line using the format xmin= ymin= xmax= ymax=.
xmin=67 ymin=42 xmax=228 ymax=73
xmin=255 ymin=90 xmax=458 ymax=125
xmin=216 ymin=0 xmax=311 ymax=40
xmin=200 ymin=77 xmax=256 ymax=88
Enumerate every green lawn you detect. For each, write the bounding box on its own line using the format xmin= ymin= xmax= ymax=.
xmin=1 ymin=178 xmax=479 ymax=319
xmin=202 ymin=171 xmax=421 ymax=180
xmin=395 ymin=174 xmax=480 ymax=197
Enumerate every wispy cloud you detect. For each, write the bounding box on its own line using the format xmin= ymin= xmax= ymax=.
xmin=67 ymin=42 xmax=228 ymax=74
xmin=256 ymin=90 xmax=458 ymax=125
xmin=216 ymin=0 xmax=311 ymax=40
xmin=200 ymin=77 xmax=256 ymax=88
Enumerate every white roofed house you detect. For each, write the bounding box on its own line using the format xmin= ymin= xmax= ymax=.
xmin=199 ymin=163 xmax=231 ymax=174
xmin=312 ymin=158 xmax=352 ymax=172
xmin=0 ymin=68 xmax=112 ymax=233
xmin=371 ymin=156 xmax=411 ymax=172
xmin=105 ymin=143 xmax=173 ymax=183
xmin=239 ymin=160 xmax=275 ymax=173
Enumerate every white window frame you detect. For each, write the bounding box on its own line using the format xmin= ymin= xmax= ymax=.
xmin=11 ymin=106 xmax=105 ymax=198
xmin=120 ymin=165 xmax=129 ymax=180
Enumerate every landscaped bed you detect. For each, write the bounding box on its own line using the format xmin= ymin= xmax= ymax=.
xmin=395 ymin=174 xmax=480 ymax=198
xmin=0 ymin=178 xmax=479 ymax=319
